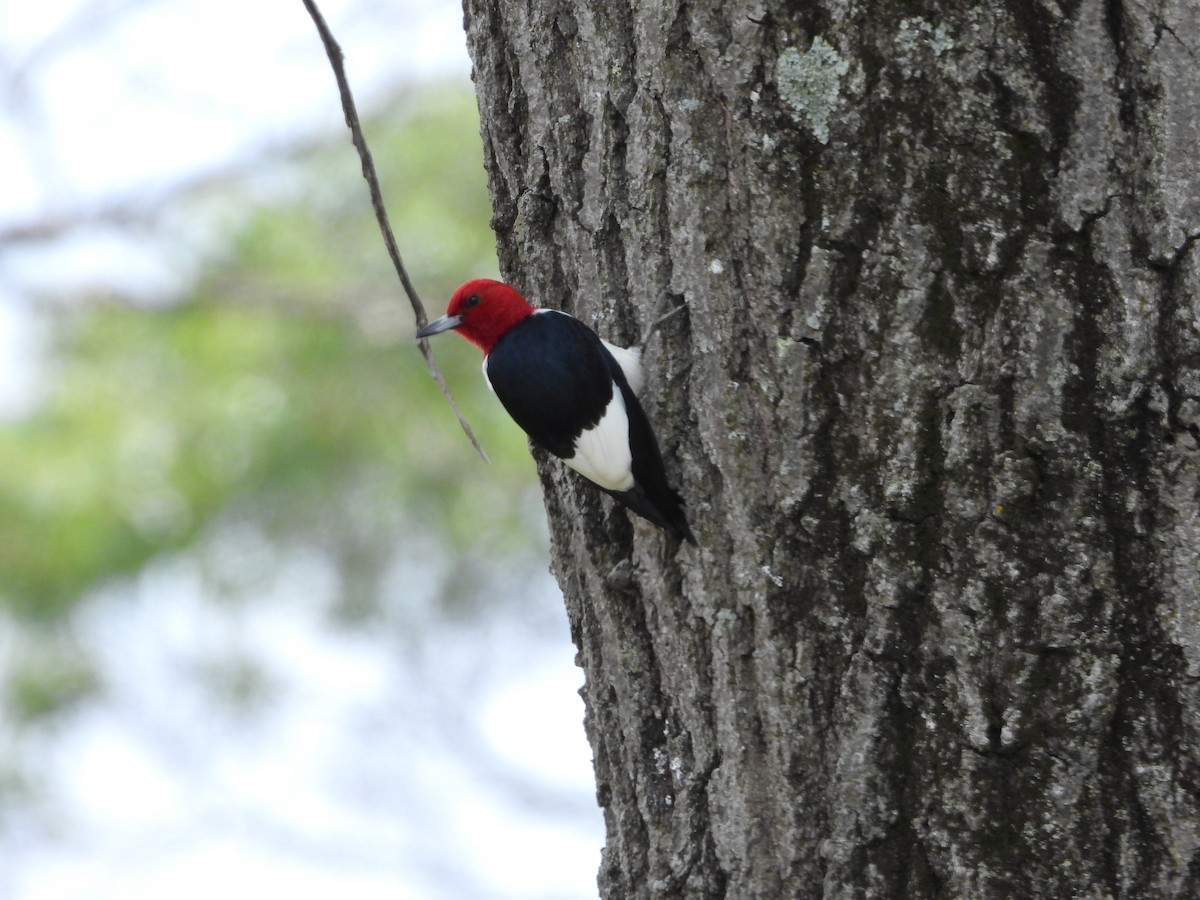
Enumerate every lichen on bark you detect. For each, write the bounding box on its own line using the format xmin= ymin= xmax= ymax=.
xmin=775 ymin=37 xmax=850 ymax=145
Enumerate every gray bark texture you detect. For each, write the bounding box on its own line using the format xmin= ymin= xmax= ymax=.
xmin=462 ymin=1 xmax=1200 ymax=897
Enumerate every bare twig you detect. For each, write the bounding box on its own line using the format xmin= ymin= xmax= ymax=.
xmin=639 ymin=299 xmax=687 ymax=348
xmin=301 ymin=0 xmax=488 ymax=462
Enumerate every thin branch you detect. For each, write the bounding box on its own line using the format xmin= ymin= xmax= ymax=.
xmin=639 ymin=300 xmax=687 ymax=348
xmin=301 ymin=0 xmax=488 ymax=462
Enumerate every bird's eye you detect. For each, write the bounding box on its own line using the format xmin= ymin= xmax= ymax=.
xmin=464 ymin=294 xmax=481 ymax=308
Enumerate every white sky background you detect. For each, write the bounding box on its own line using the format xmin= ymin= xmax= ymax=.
xmin=0 ymin=2 xmax=604 ymax=898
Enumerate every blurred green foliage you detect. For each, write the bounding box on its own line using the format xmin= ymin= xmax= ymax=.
xmin=0 ymin=84 xmax=542 ymax=718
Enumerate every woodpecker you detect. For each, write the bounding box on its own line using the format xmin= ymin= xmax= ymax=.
xmin=417 ymin=278 xmax=696 ymax=545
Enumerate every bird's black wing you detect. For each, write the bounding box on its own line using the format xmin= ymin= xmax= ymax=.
xmin=484 ymin=312 xmax=613 ymax=460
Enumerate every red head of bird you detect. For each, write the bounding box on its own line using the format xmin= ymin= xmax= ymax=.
xmin=416 ymin=278 xmax=535 ymax=353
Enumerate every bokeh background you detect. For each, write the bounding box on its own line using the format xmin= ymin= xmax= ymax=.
xmin=0 ymin=1 xmax=602 ymax=897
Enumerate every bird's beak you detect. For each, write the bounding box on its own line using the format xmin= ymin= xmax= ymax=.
xmin=416 ymin=314 xmax=463 ymax=338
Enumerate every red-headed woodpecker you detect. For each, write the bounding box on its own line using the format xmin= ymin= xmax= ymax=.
xmin=417 ymin=279 xmax=696 ymax=545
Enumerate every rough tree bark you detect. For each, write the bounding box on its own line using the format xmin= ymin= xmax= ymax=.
xmin=462 ymin=1 xmax=1200 ymax=896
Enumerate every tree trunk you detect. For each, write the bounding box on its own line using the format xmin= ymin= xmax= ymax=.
xmin=462 ymin=1 xmax=1200 ymax=896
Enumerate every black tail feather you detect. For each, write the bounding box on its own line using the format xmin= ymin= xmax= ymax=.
xmin=607 ymin=484 xmax=697 ymax=545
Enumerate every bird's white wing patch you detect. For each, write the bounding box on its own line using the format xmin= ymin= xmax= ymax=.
xmin=601 ymin=340 xmax=643 ymax=395
xmin=566 ymin=388 xmax=635 ymax=492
